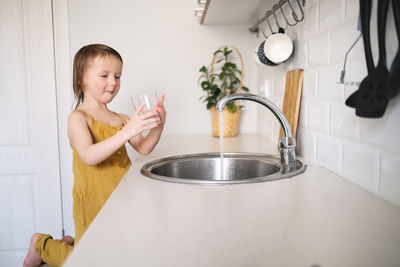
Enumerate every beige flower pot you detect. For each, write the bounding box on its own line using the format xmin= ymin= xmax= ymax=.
xmin=210 ymin=106 xmax=241 ymax=137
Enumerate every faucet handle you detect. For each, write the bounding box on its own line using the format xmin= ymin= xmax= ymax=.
xmin=278 ymin=136 xmax=296 ymax=166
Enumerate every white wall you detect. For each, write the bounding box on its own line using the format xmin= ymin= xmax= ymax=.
xmin=68 ymin=0 xmax=258 ymax=136
xmin=255 ymin=0 xmax=400 ymax=206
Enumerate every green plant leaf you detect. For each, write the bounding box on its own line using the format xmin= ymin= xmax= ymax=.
xmin=206 ymin=102 xmax=216 ymax=109
xmin=212 ymin=88 xmax=221 ymax=96
xmin=223 ymin=47 xmax=232 ymax=57
xmin=226 ymin=102 xmax=237 ymax=113
xmin=222 ymin=63 xmax=235 ymax=73
xmin=210 ymin=84 xmax=219 ymax=90
xmin=199 ymin=66 xmax=207 ymax=72
xmin=213 ymin=49 xmax=223 ymax=56
xmin=242 ymin=86 xmax=249 ymax=92
xmin=224 ymin=62 xmax=235 ymax=69
xmin=201 ymin=81 xmax=210 ymax=88
xmin=205 ymin=95 xmax=216 ymax=101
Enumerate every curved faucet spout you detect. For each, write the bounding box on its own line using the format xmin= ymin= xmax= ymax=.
xmin=216 ymin=93 xmax=297 ymax=166
xmin=217 ymin=93 xmax=293 ymax=138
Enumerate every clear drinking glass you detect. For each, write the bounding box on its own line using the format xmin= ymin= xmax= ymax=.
xmin=130 ymin=92 xmax=159 ymax=124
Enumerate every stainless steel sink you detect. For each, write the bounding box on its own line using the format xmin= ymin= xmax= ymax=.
xmin=141 ymin=152 xmax=306 ymax=184
xmin=141 ymin=93 xmax=308 ymax=185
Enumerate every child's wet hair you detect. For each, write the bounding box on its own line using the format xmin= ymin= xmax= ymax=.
xmin=73 ymin=44 xmax=123 ymax=108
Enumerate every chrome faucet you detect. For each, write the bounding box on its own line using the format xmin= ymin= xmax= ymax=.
xmin=216 ymin=93 xmax=297 ymax=166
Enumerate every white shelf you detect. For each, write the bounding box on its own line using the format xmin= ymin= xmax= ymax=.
xmin=200 ymin=0 xmax=271 ymax=25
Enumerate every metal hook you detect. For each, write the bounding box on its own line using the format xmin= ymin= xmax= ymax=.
xmin=268 ymin=11 xmax=279 ymax=33
xmin=262 ymin=29 xmax=268 ymax=39
xmin=272 ymin=4 xmax=287 ymax=30
xmin=263 ymin=11 xmax=277 ymax=38
xmin=279 ymin=0 xmax=297 ymax=26
xmin=287 ymin=0 xmax=304 ymax=22
xmin=262 ymin=24 xmax=269 ymax=39
xmin=339 ymin=32 xmax=362 ymax=85
xmin=294 ymin=0 xmax=305 ymax=21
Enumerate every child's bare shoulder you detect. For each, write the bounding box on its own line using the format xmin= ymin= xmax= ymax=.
xmin=68 ymin=109 xmax=89 ymax=128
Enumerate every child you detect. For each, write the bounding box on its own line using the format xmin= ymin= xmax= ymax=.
xmin=23 ymin=44 xmax=166 ymax=267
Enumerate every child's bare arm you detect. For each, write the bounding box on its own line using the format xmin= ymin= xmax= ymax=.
xmin=124 ymin=94 xmax=167 ymax=155
xmin=68 ymin=105 xmax=160 ymax=166
xmin=127 ymin=124 xmax=163 ymax=155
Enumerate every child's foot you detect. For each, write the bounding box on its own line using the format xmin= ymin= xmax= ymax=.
xmin=23 ymin=233 xmax=42 ymax=267
xmin=61 ymin=235 xmax=74 ymax=244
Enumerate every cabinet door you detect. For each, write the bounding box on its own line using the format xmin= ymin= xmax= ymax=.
xmin=0 ymin=0 xmax=62 ymax=266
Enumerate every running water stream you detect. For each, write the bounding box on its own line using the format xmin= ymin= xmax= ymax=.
xmin=219 ymin=111 xmax=225 ymax=180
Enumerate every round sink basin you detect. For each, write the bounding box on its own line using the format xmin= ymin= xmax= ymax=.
xmin=141 ymin=152 xmax=306 ymax=184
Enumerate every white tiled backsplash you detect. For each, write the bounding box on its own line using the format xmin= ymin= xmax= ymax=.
xmin=256 ymin=0 xmax=400 ymax=206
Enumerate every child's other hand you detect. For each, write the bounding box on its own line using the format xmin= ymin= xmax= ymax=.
xmin=123 ymin=103 xmax=161 ymax=139
xmin=154 ymin=93 xmax=166 ymax=127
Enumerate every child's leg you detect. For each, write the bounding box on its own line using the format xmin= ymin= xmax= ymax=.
xmin=23 ymin=233 xmax=42 ymax=267
xmin=24 ymin=233 xmax=74 ymax=267
xmin=35 ymin=234 xmax=74 ymax=266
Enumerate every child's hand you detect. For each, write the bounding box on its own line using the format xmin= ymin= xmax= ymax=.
xmin=123 ymin=103 xmax=161 ymax=139
xmin=154 ymin=93 xmax=166 ymax=127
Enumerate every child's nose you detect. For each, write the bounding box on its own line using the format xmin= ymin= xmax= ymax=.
xmin=109 ymin=77 xmax=117 ymax=85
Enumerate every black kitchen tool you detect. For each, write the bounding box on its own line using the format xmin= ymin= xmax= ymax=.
xmin=345 ymin=0 xmax=375 ymax=108
xmin=355 ymin=0 xmax=389 ymax=117
xmin=385 ymin=0 xmax=400 ymax=98
xmin=347 ymin=0 xmax=390 ymax=117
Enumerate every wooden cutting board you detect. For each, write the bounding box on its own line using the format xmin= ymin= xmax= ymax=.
xmin=279 ymin=69 xmax=304 ymax=140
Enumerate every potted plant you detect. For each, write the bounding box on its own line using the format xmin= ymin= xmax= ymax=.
xmin=198 ymin=46 xmax=249 ymax=137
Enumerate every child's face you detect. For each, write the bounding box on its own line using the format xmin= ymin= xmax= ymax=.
xmin=82 ymin=55 xmax=123 ymax=104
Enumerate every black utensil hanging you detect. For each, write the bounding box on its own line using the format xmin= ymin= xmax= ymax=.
xmin=345 ymin=0 xmax=375 ymax=108
xmin=355 ymin=0 xmax=389 ymax=117
xmin=346 ymin=0 xmax=390 ymax=118
xmin=385 ymin=0 xmax=400 ymax=98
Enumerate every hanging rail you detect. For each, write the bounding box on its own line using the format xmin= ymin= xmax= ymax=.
xmin=249 ymin=0 xmax=305 ymax=33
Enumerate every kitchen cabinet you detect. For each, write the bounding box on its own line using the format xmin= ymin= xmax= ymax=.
xmin=200 ymin=0 xmax=267 ymax=25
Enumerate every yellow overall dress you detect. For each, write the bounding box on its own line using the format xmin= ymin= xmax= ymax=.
xmin=34 ymin=109 xmax=132 ymax=266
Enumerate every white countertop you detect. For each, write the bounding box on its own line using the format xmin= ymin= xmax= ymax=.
xmin=63 ymin=134 xmax=400 ymax=267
